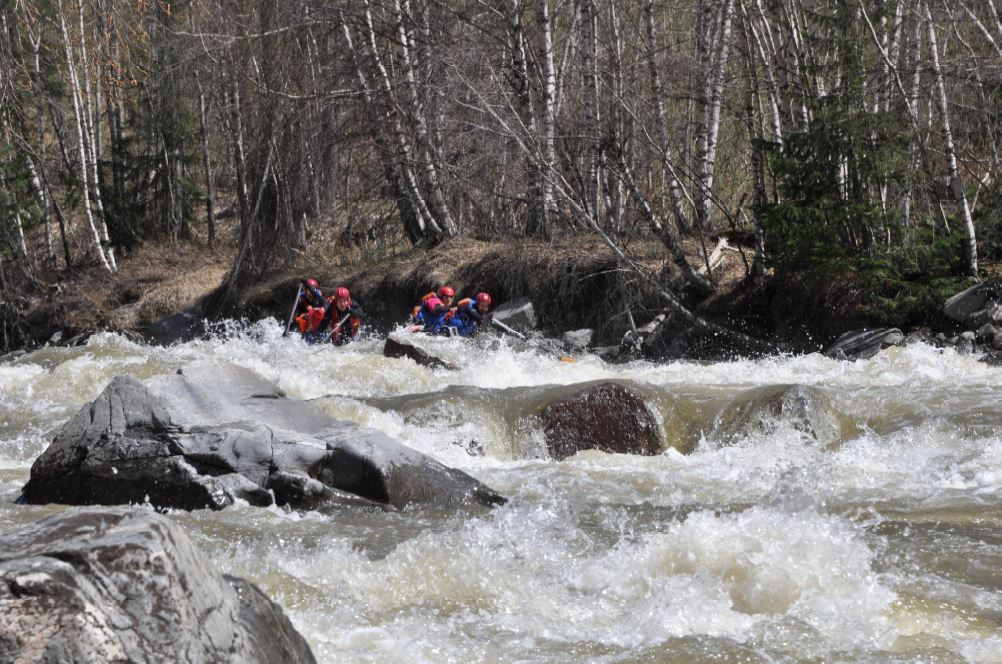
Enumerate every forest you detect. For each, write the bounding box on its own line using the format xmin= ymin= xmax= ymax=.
xmin=1 ymin=0 xmax=1000 ymax=348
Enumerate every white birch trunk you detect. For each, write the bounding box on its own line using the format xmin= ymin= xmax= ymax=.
xmin=58 ymin=1 xmax=112 ymax=272
xmin=925 ymin=0 xmax=977 ymax=275
xmin=694 ymin=0 xmax=736 ymax=233
xmin=645 ymin=0 xmax=695 ymax=232
xmin=538 ymin=0 xmax=558 ymax=227
xmin=395 ymin=0 xmax=457 ymax=237
xmin=578 ymin=0 xmax=601 ymax=221
xmin=360 ymin=0 xmax=440 ymax=239
xmin=76 ymin=0 xmax=115 ymax=270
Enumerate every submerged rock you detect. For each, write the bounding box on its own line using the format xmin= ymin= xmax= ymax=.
xmin=540 ymin=382 xmax=662 ymax=460
xmin=383 ymin=332 xmax=458 ymax=370
xmin=0 ymin=507 xmax=315 ymax=664
xmin=20 ymin=360 xmax=505 ymax=511
xmin=824 ymin=328 xmax=904 ymax=360
xmin=710 ymin=384 xmax=852 ymax=449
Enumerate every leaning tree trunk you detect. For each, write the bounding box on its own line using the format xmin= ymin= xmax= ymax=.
xmin=395 ymin=0 xmax=458 ymax=238
xmin=360 ymin=0 xmax=443 ymax=242
xmin=341 ymin=14 xmax=425 ymax=244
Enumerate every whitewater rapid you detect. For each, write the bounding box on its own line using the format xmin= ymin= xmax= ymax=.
xmin=1 ymin=321 xmax=1001 ymax=662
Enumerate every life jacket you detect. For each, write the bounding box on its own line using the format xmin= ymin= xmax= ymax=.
xmin=416 ymin=293 xmax=448 ymax=332
xmin=329 ymin=299 xmax=362 ymax=344
xmin=411 ymin=292 xmax=437 ymax=322
xmin=302 ymin=306 xmax=325 ymax=333
xmin=444 ymin=298 xmax=473 ymax=323
xmin=449 ymin=299 xmax=482 ymax=337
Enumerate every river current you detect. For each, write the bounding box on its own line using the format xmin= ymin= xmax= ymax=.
xmin=1 ymin=322 xmax=1000 ymax=663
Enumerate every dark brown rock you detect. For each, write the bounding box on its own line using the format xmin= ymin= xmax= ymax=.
xmin=540 ymin=382 xmax=662 ymax=460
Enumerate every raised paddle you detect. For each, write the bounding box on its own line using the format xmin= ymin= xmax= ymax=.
xmin=490 ymin=318 xmax=576 ymax=361
xmin=282 ymin=285 xmax=303 ymax=337
xmin=319 ymin=312 xmax=352 ymax=345
xmin=490 ymin=318 xmax=528 ymax=341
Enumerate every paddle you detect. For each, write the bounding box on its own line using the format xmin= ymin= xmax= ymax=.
xmin=282 ymin=285 xmax=303 ymax=337
xmin=319 ymin=313 xmax=352 ymax=345
xmin=490 ymin=318 xmax=528 ymax=341
xmin=490 ymin=318 xmax=577 ymax=362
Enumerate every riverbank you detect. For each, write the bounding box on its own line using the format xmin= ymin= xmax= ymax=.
xmin=2 ymin=233 xmax=988 ymax=358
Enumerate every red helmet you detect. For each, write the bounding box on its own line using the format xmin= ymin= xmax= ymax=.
xmin=438 ymin=286 xmax=455 ymax=298
xmin=476 ymin=292 xmax=492 ymax=306
xmin=305 ymin=278 xmax=319 ymax=291
xmin=335 ymin=287 xmax=350 ymax=300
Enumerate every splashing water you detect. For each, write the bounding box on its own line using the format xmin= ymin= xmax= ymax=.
xmin=2 ymin=321 xmax=1001 ymax=662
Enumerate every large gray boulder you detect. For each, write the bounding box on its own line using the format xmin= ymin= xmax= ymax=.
xmin=562 ymin=328 xmax=594 ymax=350
xmin=944 ymin=279 xmax=1001 ymax=324
xmin=540 ymin=382 xmax=662 ymax=460
xmin=20 ymin=361 xmax=505 ymax=511
xmin=0 ymin=507 xmax=315 ymax=664
xmin=492 ymin=297 xmax=537 ymax=330
xmin=824 ymin=328 xmax=904 ymax=360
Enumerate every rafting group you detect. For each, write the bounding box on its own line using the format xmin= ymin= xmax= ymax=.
xmin=286 ymin=279 xmax=520 ymax=345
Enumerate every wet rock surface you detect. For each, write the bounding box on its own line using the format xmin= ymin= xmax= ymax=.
xmin=710 ymin=384 xmax=853 ymax=449
xmin=492 ymin=298 xmax=537 ymax=330
xmin=824 ymin=328 xmax=904 ymax=360
xmin=0 ymin=507 xmax=315 ymax=664
xmin=383 ymin=332 xmax=459 ymax=370
xmin=20 ymin=360 xmax=505 ymax=511
xmin=540 ymin=382 xmax=662 ymax=460
xmin=943 ymin=278 xmax=1001 ymax=324
xmin=142 ymin=309 xmax=205 ymax=346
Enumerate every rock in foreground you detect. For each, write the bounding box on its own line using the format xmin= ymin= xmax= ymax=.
xmin=540 ymin=382 xmax=662 ymax=460
xmin=20 ymin=361 xmax=505 ymax=511
xmin=0 ymin=507 xmax=315 ymax=664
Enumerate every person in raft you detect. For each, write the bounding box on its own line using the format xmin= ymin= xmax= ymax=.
xmin=321 ymin=286 xmax=365 ymax=346
xmin=445 ymin=292 xmax=493 ymax=337
xmin=288 ymin=278 xmax=327 ymax=336
xmin=411 ymin=286 xmax=456 ymax=334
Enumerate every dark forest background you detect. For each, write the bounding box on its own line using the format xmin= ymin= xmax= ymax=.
xmin=2 ymin=0 xmax=1000 ymax=334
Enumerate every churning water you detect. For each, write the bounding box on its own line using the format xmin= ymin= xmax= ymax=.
xmin=1 ymin=322 xmax=1001 ymax=663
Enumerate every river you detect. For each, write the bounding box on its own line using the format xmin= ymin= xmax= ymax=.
xmin=1 ymin=322 xmax=1000 ymax=663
